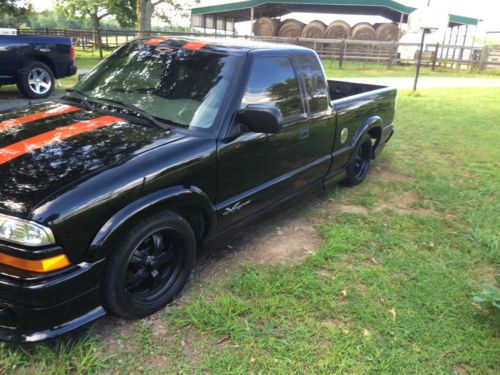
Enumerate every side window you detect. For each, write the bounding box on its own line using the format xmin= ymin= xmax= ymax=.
xmin=242 ymin=56 xmax=302 ymax=118
xmin=296 ymin=54 xmax=329 ymax=114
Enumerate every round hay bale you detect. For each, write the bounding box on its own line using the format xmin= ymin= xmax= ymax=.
xmin=278 ymin=19 xmax=305 ymax=37
xmin=350 ymin=22 xmax=375 ymax=40
xmin=301 ymin=20 xmax=327 ymax=38
xmin=325 ymin=20 xmax=351 ymax=39
xmin=375 ymin=23 xmax=399 ymax=41
xmin=253 ymin=17 xmax=281 ymax=36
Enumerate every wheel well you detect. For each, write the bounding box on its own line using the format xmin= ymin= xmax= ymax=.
xmin=367 ymin=127 xmax=382 ymax=157
xmin=23 ymin=55 xmax=56 ymax=77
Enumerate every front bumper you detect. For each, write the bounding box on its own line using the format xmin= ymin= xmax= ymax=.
xmin=0 ymin=259 xmax=106 ymax=342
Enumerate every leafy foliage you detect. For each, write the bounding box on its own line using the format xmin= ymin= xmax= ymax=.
xmin=56 ymin=0 xmax=136 ymax=30
xmin=473 ymin=284 xmax=500 ymax=309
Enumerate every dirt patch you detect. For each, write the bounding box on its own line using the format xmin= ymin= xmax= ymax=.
xmin=321 ymin=318 xmax=353 ymax=330
xmin=317 ymin=268 xmax=334 ymax=277
xmin=373 ymin=192 xmax=435 ymax=216
xmin=193 ymin=199 xmax=325 ymax=283
xmin=370 ymin=165 xmax=411 ymax=182
xmin=335 ymin=204 xmax=369 ymax=214
xmin=452 ymin=365 xmax=470 ymax=375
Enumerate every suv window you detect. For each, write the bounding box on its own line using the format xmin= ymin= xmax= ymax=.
xmin=296 ymin=54 xmax=329 ymax=114
xmin=242 ymin=56 xmax=302 ymax=118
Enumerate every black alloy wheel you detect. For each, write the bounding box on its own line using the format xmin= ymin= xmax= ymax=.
xmin=102 ymin=211 xmax=196 ymax=319
xmin=344 ymin=133 xmax=373 ymax=186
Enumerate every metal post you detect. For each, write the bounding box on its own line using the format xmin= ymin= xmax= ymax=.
xmin=398 ymin=12 xmax=404 ymax=39
xmin=451 ymin=25 xmax=460 ymax=68
xmin=458 ymin=24 xmax=468 ymax=68
xmin=445 ymin=26 xmax=454 ymax=66
xmin=414 ymin=29 xmax=428 ymax=91
xmin=250 ymin=7 xmax=254 ymax=36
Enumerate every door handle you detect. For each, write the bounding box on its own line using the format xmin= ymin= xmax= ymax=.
xmin=298 ymin=127 xmax=309 ymax=140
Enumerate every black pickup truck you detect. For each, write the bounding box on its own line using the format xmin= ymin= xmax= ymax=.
xmin=0 ymin=34 xmax=77 ymax=99
xmin=0 ymin=37 xmax=395 ymax=342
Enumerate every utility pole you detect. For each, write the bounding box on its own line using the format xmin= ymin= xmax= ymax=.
xmin=414 ymin=28 xmax=429 ymax=91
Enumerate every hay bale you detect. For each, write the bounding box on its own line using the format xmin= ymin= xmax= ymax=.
xmin=278 ymin=19 xmax=305 ymax=37
xmin=350 ymin=22 xmax=375 ymax=40
xmin=375 ymin=23 xmax=400 ymax=41
xmin=325 ymin=20 xmax=351 ymax=39
xmin=253 ymin=17 xmax=281 ymax=36
xmin=301 ymin=20 xmax=327 ymax=38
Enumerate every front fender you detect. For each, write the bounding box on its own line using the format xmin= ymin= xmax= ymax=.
xmin=86 ymin=185 xmax=216 ymax=260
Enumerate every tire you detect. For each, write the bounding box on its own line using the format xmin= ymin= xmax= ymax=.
xmin=344 ymin=134 xmax=372 ymax=186
xmin=16 ymin=61 xmax=55 ymax=99
xmin=101 ymin=211 xmax=196 ymax=319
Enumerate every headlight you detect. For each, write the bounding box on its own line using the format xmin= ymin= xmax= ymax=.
xmin=0 ymin=213 xmax=55 ymax=246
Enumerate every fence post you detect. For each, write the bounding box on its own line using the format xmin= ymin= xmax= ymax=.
xmin=387 ymin=41 xmax=396 ymax=68
xmin=45 ymin=27 xmax=49 ymax=35
xmin=431 ymin=43 xmax=439 ymax=71
xmin=339 ymin=39 xmax=346 ymax=68
xmin=479 ymin=47 xmax=489 ymax=71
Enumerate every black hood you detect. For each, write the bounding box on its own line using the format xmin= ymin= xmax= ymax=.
xmin=0 ymin=102 xmax=184 ymax=215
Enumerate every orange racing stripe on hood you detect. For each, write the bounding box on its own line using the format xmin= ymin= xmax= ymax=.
xmin=0 ymin=115 xmax=123 ymax=166
xmin=0 ymin=105 xmax=80 ymax=133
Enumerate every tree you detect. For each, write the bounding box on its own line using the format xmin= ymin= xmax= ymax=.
xmin=0 ymin=0 xmax=32 ymax=27
xmin=57 ymin=0 xmax=135 ymax=40
xmin=135 ymin=0 xmax=195 ymax=36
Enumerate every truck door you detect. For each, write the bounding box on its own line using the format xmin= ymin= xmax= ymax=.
xmin=293 ymin=52 xmax=336 ymax=174
xmin=216 ymin=54 xmax=332 ymax=229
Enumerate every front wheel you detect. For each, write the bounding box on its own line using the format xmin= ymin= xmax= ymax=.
xmin=101 ymin=211 xmax=196 ymax=319
xmin=344 ymin=134 xmax=372 ymax=186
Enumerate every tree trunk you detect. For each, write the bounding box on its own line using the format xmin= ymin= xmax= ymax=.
xmin=91 ymin=12 xmax=99 ymax=45
xmin=136 ymin=0 xmax=152 ymax=36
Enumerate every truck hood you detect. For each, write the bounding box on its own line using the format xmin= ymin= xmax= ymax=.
xmin=0 ymin=102 xmax=185 ymax=216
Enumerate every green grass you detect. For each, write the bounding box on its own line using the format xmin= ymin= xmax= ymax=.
xmin=0 ymin=88 xmax=499 ymax=373
xmin=322 ymin=60 xmax=500 ymax=78
xmin=74 ymin=50 xmax=112 ymax=70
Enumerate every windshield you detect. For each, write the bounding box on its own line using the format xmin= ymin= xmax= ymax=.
xmin=71 ymin=42 xmax=241 ymax=131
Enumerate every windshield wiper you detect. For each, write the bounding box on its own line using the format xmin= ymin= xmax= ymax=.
xmin=64 ymin=88 xmax=94 ymax=111
xmin=94 ymin=97 xmax=171 ymax=130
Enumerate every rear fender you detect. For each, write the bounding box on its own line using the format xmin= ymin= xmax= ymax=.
xmin=351 ymin=115 xmax=383 ymax=148
xmin=86 ymin=185 xmax=216 ymax=261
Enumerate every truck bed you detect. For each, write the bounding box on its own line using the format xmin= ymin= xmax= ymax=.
xmin=328 ymin=80 xmax=387 ymax=101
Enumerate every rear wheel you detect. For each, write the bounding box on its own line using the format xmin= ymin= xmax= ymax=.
xmin=16 ymin=61 xmax=54 ymax=99
xmin=344 ymin=134 xmax=372 ymax=186
xmin=101 ymin=211 xmax=196 ymax=319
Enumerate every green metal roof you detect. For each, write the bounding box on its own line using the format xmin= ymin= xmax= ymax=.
xmin=191 ymin=0 xmax=480 ymax=27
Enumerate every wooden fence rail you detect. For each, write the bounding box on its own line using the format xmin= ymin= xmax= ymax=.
xmin=18 ymin=28 xmax=500 ymax=71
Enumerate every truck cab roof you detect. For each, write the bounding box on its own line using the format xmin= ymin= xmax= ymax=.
xmin=135 ymin=36 xmax=312 ymax=55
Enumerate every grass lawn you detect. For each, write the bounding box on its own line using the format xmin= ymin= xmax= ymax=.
xmin=322 ymin=60 xmax=500 ymax=79
xmin=0 ymin=87 xmax=499 ymax=374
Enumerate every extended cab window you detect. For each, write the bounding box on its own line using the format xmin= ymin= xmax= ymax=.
xmin=296 ymin=54 xmax=329 ymax=114
xmin=242 ymin=56 xmax=302 ymax=118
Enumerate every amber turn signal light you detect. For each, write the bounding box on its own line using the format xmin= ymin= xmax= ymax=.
xmin=0 ymin=253 xmax=70 ymax=273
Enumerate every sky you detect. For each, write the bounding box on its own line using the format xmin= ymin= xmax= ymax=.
xmin=31 ymin=0 xmax=500 ymax=41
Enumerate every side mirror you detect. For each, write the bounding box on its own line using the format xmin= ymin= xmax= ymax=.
xmin=237 ymin=104 xmax=283 ymax=134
